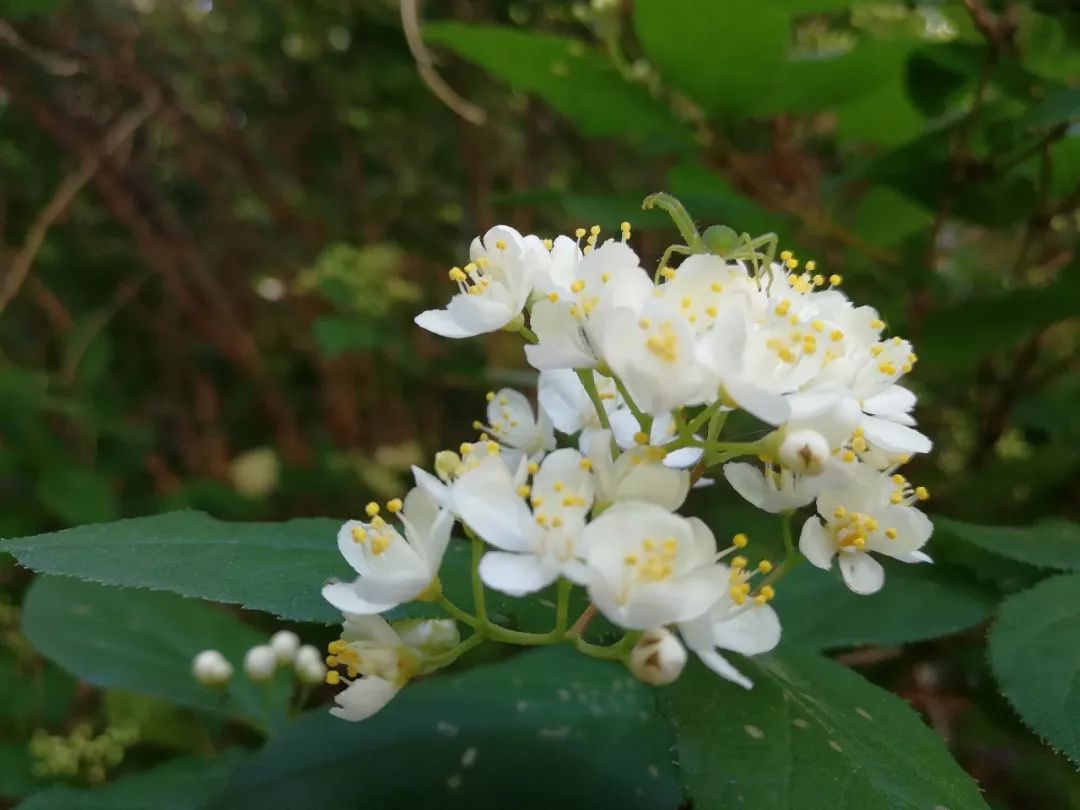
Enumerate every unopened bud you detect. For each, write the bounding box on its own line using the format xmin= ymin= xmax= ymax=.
xmin=393 ymin=618 xmax=460 ymax=657
xmin=191 ymin=649 xmax=233 ymax=687
xmin=270 ymin=630 xmax=301 ymax=663
xmin=778 ymin=429 xmax=829 ymax=475
xmin=243 ymin=644 xmax=277 ymax=682
xmin=628 ymin=628 xmax=686 ymax=686
xmin=295 ymin=644 xmax=328 ymax=684
xmin=434 ymin=450 xmax=462 ymax=483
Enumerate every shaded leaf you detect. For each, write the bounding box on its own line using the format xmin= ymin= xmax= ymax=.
xmin=989 ymin=574 xmax=1080 ymax=764
xmin=936 ymin=517 xmax=1080 ymax=572
xmin=217 ymin=647 xmax=680 ymax=810
xmin=661 ymin=650 xmax=987 ymax=809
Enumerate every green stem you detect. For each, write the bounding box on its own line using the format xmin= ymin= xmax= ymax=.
xmin=571 ymin=631 xmax=639 ymax=661
xmin=576 ymin=369 xmax=611 ymax=431
xmin=439 ymin=596 xmax=479 ymax=628
xmin=683 ymin=401 xmax=723 ymax=437
xmin=517 ymin=324 xmax=538 ymax=343
xmin=423 ymin=633 xmax=484 ymax=670
xmin=706 ymin=408 xmax=727 ymax=446
xmin=470 ymin=537 xmax=488 ymax=625
xmin=611 ymin=373 xmax=651 ymax=433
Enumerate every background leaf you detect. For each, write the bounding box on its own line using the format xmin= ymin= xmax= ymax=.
xmin=20 ymin=576 xmax=291 ymax=726
xmin=660 ymin=649 xmax=988 ymax=809
xmin=217 ymin=646 xmax=681 ymax=810
xmin=773 ymin=561 xmax=995 ymax=650
xmin=936 ymin=517 xmax=1080 ymax=572
xmin=988 ymin=574 xmax=1080 ymax=765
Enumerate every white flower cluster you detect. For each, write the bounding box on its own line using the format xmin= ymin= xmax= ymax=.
xmin=191 ymin=630 xmax=328 ymax=689
xmin=321 ymin=199 xmax=934 ymax=719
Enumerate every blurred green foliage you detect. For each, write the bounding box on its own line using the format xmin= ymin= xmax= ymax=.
xmin=0 ymin=0 xmax=1078 ymax=807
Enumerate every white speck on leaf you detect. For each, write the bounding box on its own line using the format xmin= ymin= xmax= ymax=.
xmin=855 ymin=707 xmax=872 ymax=721
xmin=516 ymin=700 xmax=530 ymax=712
xmin=828 ymin=740 xmax=843 ymax=752
xmin=447 ymin=774 xmax=463 ymax=790
xmin=793 ymin=718 xmax=809 ymax=729
xmin=436 ymin=721 xmax=459 ymax=737
xmin=538 ymin=725 xmax=571 ymax=740
xmin=744 ymin=725 xmax=764 ymax=739
xmin=461 ymin=747 xmax=477 ymax=768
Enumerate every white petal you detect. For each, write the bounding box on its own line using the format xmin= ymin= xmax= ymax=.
xmin=798 ymin=517 xmax=836 ymax=570
xmin=479 ymin=551 xmax=559 ymax=597
xmin=695 ymin=648 xmax=754 ymax=690
xmin=321 ymin=580 xmax=399 ymax=615
xmin=413 ymin=307 xmax=475 ymax=339
xmin=723 ymin=463 xmax=769 ymax=509
xmin=452 ymin=459 xmax=532 ymax=552
xmin=713 ymin=604 xmax=781 ymax=656
xmin=613 ymin=460 xmax=689 ymax=511
xmin=839 ymin=552 xmax=885 ymax=595
xmin=538 ymin=369 xmax=590 ymax=434
xmin=862 ymin=385 xmax=917 ymax=420
xmin=861 ymin=416 xmax=932 ymax=454
xmin=725 ymin=378 xmax=791 ymax=425
xmin=412 ymin=466 xmax=451 ymax=509
xmin=446 ymin=294 xmax=515 ymax=335
xmin=330 ymin=677 xmax=399 ymax=722
xmin=896 ymin=550 xmax=933 ymax=564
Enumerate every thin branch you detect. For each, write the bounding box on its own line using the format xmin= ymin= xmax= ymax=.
xmin=400 ymin=0 xmax=487 ymax=126
xmin=0 ymin=90 xmax=160 ymax=314
xmin=0 ymin=19 xmax=84 ymax=76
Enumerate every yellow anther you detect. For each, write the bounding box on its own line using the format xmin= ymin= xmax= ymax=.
xmin=371 ymin=534 xmax=389 ymax=555
xmin=809 ymin=320 xmax=824 ymax=332
xmin=915 ymin=486 xmax=930 ymax=501
xmin=643 ymin=539 xmax=657 ymax=551
xmin=759 ymin=585 xmax=776 ymax=600
xmin=325 ymin=655 xmax=339 ymax=667
xmin=842 ymin=450 xmax=857 ymax=463
xmin=535 ymin=514 xmax=549 ymax=527
xmin=805 ymin=260 xmax=817 ymax=271
xmin=732 ymin=533 xmax=748 ymax=548
xmin=495 ymin=239 xmax=507 ymax=250
xmin=346 ymin=665 xmax=359 ymax=678
xmin=365 ymin=502 xmax=380 ymax=517
xmin=552 ymin=480 xmax=565 ymax=492
xmin=780 ymin=250 xmax=793 ymax=261
xmin=709 ymin=282 xmax=723 ymax=293
xmin=486 ymin=440 xmax=500 ymax=454
xmin=575 ymin=227 xmax=586 ymax=238
xmin=681 ymin=296 xmax=692 ymax=309
xmin=601 ymin=272 xmax=611 ymax=283
xmin=547 ymin=291 xmax=559 ymax=302
xmin=464 ymin=262 xmax=477 ymax=273
xmin=325 ymin=670 xmax=341 ymax=685
xmin=527 ymin=462 xmax=539 ymax=475
xmin=386 ymin=498 xmax=403 ymax=514
xmin=570 ymin=279 xmax=585 ymax=293
xmin=878 ymin=362 xmax=897 ymax=375
xmin=833 ymin=506 xmax=847 ymax=519
xmin=758 ymin=560 xmax=773 ymax=574
xmin=638 ymin=318 xmax=651 ymax=329
xmin=785 ymin=257 xmax=799 ymax=269
xmin=891 ymin=474 xmax=906 ymax=485
xmin=731 ymin=555 xmax=748 ymax=569
xmin=517 ymin=484 xmax=531 ymax=498
xmin=870 ymin=345 xmax=884 ymax=357
xmin=351 ymin=526 xmax=367 ymax=544
xmin=327 ymin=640 xmax=347 ymax=654
xmin=459 ymin=442 xmax=473 ymax=455
xmin=870 ymin=318 xmax=885 ymax=330
xmin=812 ymin=274 xmax=825 ymax=286
xmin=624 ymin=553 xmax=638 ymax=565
xmin=578 ymin=458 xmax=593 ymax=471
xmin=885 ymin=528 xmax=898 ymax=540
xmin=485 ymin=391 xmax=495 ymax=401
xmin=448 ymin=267 xmax=467 ymax=282
xmin=590 ymin=225 xmax=601 ymax=236
xmin=633 ymin=431 xmax=649 ymax=445
xmin=543 ymin=238 xmax=553 ymax=250
xmin=830 ymin=329 xmax=844 ymax=341
xmin=889 ymin=491 xmax=903 ymax=505
xmin=705 ymin=305 xmax=718 ymax=317
xmin=552 ymin=516 xmax=564 ymax=528
xmin=620 ymin=220 xmax=631 ymax=231
xmin=852 ymin=536 xmax=867 ymax=549
xmin=661 ymin=267 xmax=677 ymax=280
xmin=826 ymin=274 xmax=840 ymax=286
xmin=775 ymin=300 xmax=791 ymax=316
xmin=852 ymin=436 xmax=868 ymax=453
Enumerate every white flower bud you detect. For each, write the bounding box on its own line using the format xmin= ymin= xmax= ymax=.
xmin=243 ymin=644 xmax=277 ymax=682
xmin=628 ymin=628 xmax=687 ymax=686
xmin=778 ymin=429 xmax=830 ymax=475
xmin=393 ymin=618 xmax=460 ymax=657
xmin=191 ymin=649 xmax=233 ymax=687
xmin=294 ymin=645 xmax=327 ymax=684
xmin=269 ymin=630 xmax=301 ymax=663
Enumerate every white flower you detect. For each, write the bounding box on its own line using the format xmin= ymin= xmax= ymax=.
xmin=798 ymin=467 xmax=933 ymax=594
xmin=585 ymin=430 xmax=689 ymax=512
xmin=678 ymin=573 xmax=781 ymax=689
xmin=326 ymin=615 xmax=420 ymax=722
xmin=243 ymin=645 xmax=277 ymax=682
xmin=474 ymin=388 xmax=555 ymax=462
xmin=415 ymin=226 xmax=542 ymax=338
xmin=525 ymin=240 xmax=653 ymax=370
xmin=609 ymin=408 xmax=702 ymax=470
xmin=537 ymin=369 xmax=620 ymax=452
xmin=269 ymin=630 xmax=300 ymax=663
xmin=723 ymin=461 xmax=828 ymax=513
xmin=322 ymin=487 xmax=453 ymax=614
xmin=453 ymin=448 xmax=594 ymax=596
xmin=576 ymin=502 xmax=726 ymax=629
xmin=628 ymin=627 xmax=687 ymax=685
xmin=596 ymin=296 xmax=716 ymax=415
xmin=191 ymin=650 xmax=233 ymax=686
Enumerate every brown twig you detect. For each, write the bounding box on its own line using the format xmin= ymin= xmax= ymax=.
xmin=0 ymin=90 xmax=160 ymax=314
xmin=400 ymin=0 xmax=487 ymax=126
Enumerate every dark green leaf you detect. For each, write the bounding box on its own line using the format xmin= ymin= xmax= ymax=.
xmin=0 ymin=744 xmax=38 ymax=800
xmin=217 ymin=647 xmax=681 ymax=810
xmin=774 ymin=560 xmax=995 ymax=650
xmin=423 ymin=23 xmax=690 ymax=152
xmin=1023 ymin=86 xmax=1080 ymax=128
xmin=35 ymin=468 xmax=119 ymax=526
xmin=661 ymin=650 xmax=987 ymax=809
xmin=989 ymin=574 xmax=1080 ymax=764
xmin=936 ymin=517 xmax=1080 ymax=572
xmin=20 ymin=577 xmax=290 ymax=726
xmin=633 ymin=0 xmax=788 ymax=119
xmin=3 ymin=511 xmax=347 ymax=623
xmin=18 ymin=750 xmax=249 ymax=810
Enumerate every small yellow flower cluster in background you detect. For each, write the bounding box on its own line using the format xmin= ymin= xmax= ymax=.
xmin=30 ymin=724 xmax=139 ymax=785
